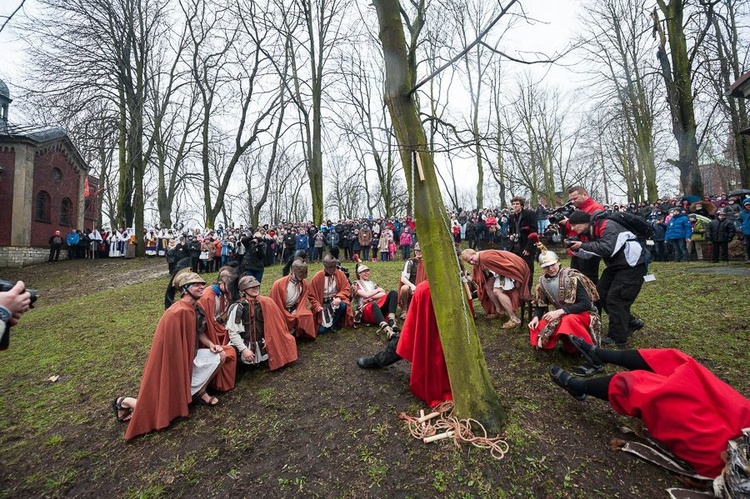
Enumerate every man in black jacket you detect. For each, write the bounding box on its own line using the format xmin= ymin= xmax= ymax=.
xmin=567 ymin=210 xmax=647 ymax=348
xmin=508 ymin=197 xmax=538 ymax=292
xmin=241 ymin=232 xmax=267 ymax=282
xmin=706 ymin=210 xmax=735 ymax=262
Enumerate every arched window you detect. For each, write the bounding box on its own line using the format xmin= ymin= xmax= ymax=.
xmin=35 ymin=191 xmax=51 ymax=222
xmin=51 ymin=167 xmax=63 ymax=182
xmin=60 ymin=198 xmax=73 ymax=225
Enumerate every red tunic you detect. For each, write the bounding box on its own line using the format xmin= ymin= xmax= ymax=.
xmin=471 ymin=250 xmax=530 ymax=314
xmin=396 ymin=281 xmax=453 ymax=408
xmin=308 ymin=269 xmax=354 ymax=329
xmin=360 ymin=294 xmax=388 ymax=324
xmin=269 ymin=275 xmax=317 ymax=340
xmin=529 ymin=313 xmax=592 ymax=353
xmin=198 ymin=287 xmax=237 ymax=391
xmin=125 ymin=300 xmax=196 ymax=441
xmin=608 ymin=348 xmax=750 ymax=478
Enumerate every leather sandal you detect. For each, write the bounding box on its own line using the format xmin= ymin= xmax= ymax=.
xmin=501 ymin=318 xmax=521 ymax=329
xmin=549 ymin=365 xmax=586 ymax=401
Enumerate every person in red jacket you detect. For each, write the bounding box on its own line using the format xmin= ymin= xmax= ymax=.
xmin=559 ymin=186 xmax=604 ymax=284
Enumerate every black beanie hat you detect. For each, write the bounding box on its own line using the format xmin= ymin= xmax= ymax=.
xmin=568 ymin=210 xmax=591 ymax=224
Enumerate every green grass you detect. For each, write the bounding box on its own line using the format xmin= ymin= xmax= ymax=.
xmin=0 ymin=255 xmax=748 ymax=497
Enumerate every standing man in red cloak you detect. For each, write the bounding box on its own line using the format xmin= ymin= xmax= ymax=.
xmin=123 ymin=271 xmax=224 ymax=440
xmin=356 ymin=281 xmax=452 ymax=408
xmin=269 ymin=259 xmax=317 ymax=340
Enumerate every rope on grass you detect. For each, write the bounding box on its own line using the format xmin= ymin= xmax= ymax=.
xmin=399 ymin=401 xmax=509 ymax=460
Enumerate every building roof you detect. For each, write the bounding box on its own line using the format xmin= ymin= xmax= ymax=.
xmin=727 ymin=71 xmax=750 ymax=99
xmin=0 ymin=120 xmax=89 ymax=174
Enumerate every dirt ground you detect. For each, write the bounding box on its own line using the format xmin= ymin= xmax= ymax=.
xmin=1 ymin=257 xmax=723 ymax=498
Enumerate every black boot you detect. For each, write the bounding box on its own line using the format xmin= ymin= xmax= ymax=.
xmin=356 ymin=336 xmax=401 ymax=369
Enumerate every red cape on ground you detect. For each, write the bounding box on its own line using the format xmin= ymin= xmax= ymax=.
xmin=125 ymin=300 xmax=196 ymax=441
xmin=269 ymin=275 xmax=317 ymax=340
xmin=198 ymin=287 xmax=237 ymax=391
xmin=256 ymin=295 xmax=298 ymax=370
xmin=308 ymin=269 xmax=354 ymax=329
xmin=471 ymin=250 xmax=530 ymax=314
xmin=609 ymin=348 xmax=750 ymax=478
xmin=396 ymin=281 xmax=452 ymax=408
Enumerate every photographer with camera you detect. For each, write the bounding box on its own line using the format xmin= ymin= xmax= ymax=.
xmin=558 ymin=186 xmax=604 ymax=285
xmin=0 ymin=280 xmax=33 ymax=350
xmin=566 ymin=210 xmax=648 ymax=348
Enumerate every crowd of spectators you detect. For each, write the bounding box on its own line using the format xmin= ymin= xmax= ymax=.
xmin=49 ymin=190 xmax=750 ymax=267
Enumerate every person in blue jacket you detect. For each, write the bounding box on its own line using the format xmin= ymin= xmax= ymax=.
xmin=740 ymin=198 xmax=750 ymax=263
xmin=664 ymin=208 xmax=692 ymax=262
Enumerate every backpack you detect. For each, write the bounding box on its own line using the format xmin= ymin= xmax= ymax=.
xmin=593 ymin=211 xmax=654 ymax=241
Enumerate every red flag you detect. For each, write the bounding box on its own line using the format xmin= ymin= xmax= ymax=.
xmin=84 ymin=176 xmax=90 ymax=197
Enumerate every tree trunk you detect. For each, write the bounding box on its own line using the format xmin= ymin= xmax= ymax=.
xmin=373 ymin=0 xmax=505 ymax=432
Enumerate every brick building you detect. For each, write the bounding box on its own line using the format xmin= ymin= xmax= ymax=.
xmin=0 ymin=78 xmax=99 ymax=267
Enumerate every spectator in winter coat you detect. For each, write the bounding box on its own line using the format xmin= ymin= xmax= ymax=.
xmin=706 ymin=211 xmax=735 ymax=262
xmin=399 ymin=228 xmax=413 ymax=260
xmin=665 ymin=208 xmax=692 ymax=262
xmin=649 ymin=217 xmax=668 ymax=262
xmin=740 ymin=198 xmax=750 ymax=263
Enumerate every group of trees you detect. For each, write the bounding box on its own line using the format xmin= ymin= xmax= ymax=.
xmin=2 ymin=0 xmax=748 ymax=233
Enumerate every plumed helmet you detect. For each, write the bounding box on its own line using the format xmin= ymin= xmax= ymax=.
xmin=538 ymin=250 xmax=560 ymax=268
xmin=238 ymin=276 xmax=261 ymax=290
xmin=174 ymin=270 xmax=206 ymax=288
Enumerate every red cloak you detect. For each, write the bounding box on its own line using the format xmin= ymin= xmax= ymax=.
xmin=125 ymin=300 xmax=196 ymax=441
xmin=198 ymin=286 xmax=237 ymax=391
xmin=308 ymin=269 xmax=354 ymax=329
xmin=609 ymin=348 xmax=750 ymax=478
xmin=471 ymin=250 xmax=531 ymax=314
xmin=256 ymin=295 xmax=298 ymax=370
xmin=395 ymin=281 xmax=453 ymax=408
xmin=269 ymin=275 xmax=317 ymax=340
xmin=529 ymin=313 xmax=592 ymax=353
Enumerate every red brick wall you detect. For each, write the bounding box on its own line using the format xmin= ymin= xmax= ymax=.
xmin=31 ymin=146 xmax=81 ymax=247
xmin=0 ymin=147 xmax=15 ymax=246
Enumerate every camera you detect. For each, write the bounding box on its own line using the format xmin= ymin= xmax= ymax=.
xmin=548 ymin=201 xmax=576 ymax=224
xmin=564 ymin=237 xmax=580 ymax=248
xmin=0 ymin=280 xmax=38 ymax=307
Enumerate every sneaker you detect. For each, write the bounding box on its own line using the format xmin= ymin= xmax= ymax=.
xmin=549 ymin=366 xmax=587 ymax=401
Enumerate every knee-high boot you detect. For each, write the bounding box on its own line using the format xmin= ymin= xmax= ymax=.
xmin=356 ymin=335 xmax=401 ymax=369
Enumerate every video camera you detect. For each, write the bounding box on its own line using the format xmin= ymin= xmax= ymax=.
xmin=548 ymin=201 xmax=576 ymax=224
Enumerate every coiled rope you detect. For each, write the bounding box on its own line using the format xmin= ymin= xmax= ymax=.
xmin=399 ymin=401 xmax=510 ymax=460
